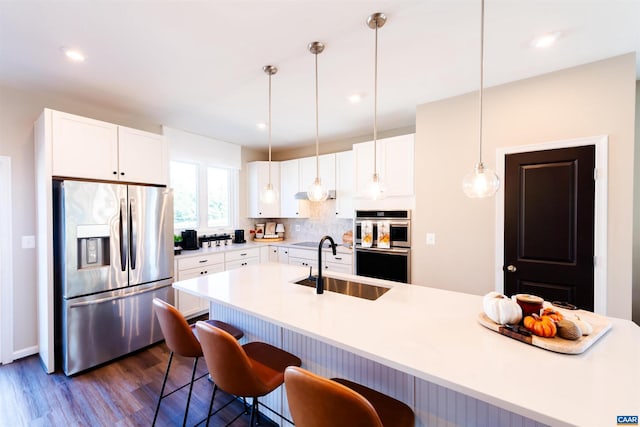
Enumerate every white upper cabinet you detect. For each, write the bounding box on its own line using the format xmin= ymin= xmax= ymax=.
xmin=354 ymin=134 xmax=414 ymax=198
xmin=50 ymin=110 xmax=167 ymax=185
xmin=280 ymin=159 xmax=310 ymax=218
xmin=335 ymin=150 xmax=354 ymax=218
xmin=117 ymin=126 xmax=167 ymax=185
xmin=51 ymin=110 xmax=119 ymax=181
xmin=248 ymin=161 xmax=281 ymax=218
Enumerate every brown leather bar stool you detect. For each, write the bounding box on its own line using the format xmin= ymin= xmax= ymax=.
xmin=284 ymin=366 xmax=415 ymax=427
xmin=152 ymin=298 xmax=243 ymax=427
xmin=195 ymin=321 xmax=302 ymax=426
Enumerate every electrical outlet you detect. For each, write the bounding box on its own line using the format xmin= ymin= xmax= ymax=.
xmin=426 ymin=233 xmax=436 ymax=246
xmin=22 ymin=235 xmax=36 ymax=249
xmin=295 ymin=224 xmax=301 ymax=232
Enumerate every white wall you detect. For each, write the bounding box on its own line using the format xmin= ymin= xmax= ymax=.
xmin=413 ymin=53 xmax=637 ymax=319
xmin=633 ymin=80 xmax=640 ymax=325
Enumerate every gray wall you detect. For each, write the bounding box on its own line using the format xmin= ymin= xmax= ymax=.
xmin=413 ymin=53 xmax=637 ymax=320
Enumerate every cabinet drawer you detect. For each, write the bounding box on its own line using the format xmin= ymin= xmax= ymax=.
xmin=324 ymin=262 xmax=353 ymax=274
xmin=288 ymin=248 xmax=315 ymax=260
xmin=326 ymin=252 xmax=353 ymax=265
xmin=289 ymin=257 xmax=313 ymax=268
xmin=225 ymin=257 xmax=260 ymax=270
xmin=178 ymin=253 xmax=225 ymax=270
xmin=226 ymin=247 xmax=260 ymax=262
xmin=179 ymin=263 xmax=225 ymax=280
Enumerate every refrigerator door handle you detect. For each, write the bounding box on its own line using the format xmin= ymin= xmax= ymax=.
xmin=68 ymin=283 xmax=171 ymax=307
xmin=129 ymin=198 xmax=137 ymax=270
xmin=119 ymin=198 xmax=128 ymax=271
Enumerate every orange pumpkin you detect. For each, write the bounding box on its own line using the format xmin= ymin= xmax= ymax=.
xmin=523 ymin=314 xmax=557 ymax=337
xmin=541 ymin=307 xmax=564 ymax=322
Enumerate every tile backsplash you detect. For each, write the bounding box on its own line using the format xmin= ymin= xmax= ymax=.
xmin=241 ymin=199 xmax=353 ymax=244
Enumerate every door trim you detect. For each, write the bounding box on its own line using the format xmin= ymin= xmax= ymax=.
xmin=494 ymin=135 xmax=608 ymax=314
xmin=0 ymin=156 xmax=14 ymax=364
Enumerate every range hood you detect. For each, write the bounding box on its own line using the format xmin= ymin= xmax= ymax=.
xmin=295 ymin=190 xmax=336 ymax=200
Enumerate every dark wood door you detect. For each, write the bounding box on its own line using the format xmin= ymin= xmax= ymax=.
xmin=504 ymin=146 xmax=595 ymax=310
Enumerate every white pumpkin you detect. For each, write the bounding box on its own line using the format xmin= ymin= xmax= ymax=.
xmin=573 ymin=316 xmax=593 ymax=336
xmin=483 ymin=292 xmax=523 ymax=325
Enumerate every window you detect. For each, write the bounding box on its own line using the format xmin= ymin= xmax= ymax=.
xmin=170 ymin=161 xmax=237 ymax=231
xmin=170 ymin=161 xmax=198 ymax=229
xmin=207 ymin=166 xmax=229 ymax=227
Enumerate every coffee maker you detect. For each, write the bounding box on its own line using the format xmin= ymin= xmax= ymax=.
xmin=233 ymin=229 xmax=246 ymax=244
xmin=181 ymin=230 xmax=199 ymax=250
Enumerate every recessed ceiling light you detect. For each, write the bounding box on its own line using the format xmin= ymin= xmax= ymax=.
xmin=530 ymin=32 xmax=561 ymax=48
xmin=347 ymin=94 xmax=362 ymax=104
xmin=256 ymin=122 xmax=267 ymax=130
xmin=61 ymin=47 xmax=86 ymax=62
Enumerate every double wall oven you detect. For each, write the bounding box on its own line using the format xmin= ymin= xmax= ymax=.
xmin=354 ymin=210 xmax=411 ymax=283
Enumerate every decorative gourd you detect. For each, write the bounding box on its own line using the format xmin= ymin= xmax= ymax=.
xmin=483 ymin=292 xmax=522 ymax=325
xmin=541 ymin=307 xmax=564 ymax=322
xmin=523 ymin=313 xmax=557 ymax=337
xmin=556 ymin=319 xmax=581 ymax=340
xmin=573 ymin=316 xmax=593 ymax=336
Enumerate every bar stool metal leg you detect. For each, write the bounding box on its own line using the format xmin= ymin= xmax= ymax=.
xmin=152 ymin=351 xmax=174 ymax=426
xmin=182 ymin=356 xmax=200 ymax=427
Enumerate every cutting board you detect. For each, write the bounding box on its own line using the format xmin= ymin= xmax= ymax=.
xmin=478 ymin=308 xmax=612 ymax=354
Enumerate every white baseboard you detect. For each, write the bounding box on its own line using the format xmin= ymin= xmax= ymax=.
xmin=13 ymin=345 xmax=39 ymax=361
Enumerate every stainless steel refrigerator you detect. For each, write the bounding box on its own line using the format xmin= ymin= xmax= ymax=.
xmin=53 ymin=179 xmax=174 ymax=375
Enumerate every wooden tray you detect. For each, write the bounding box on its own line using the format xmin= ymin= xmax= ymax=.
xmin=477 ymin=309 xmax=612 ymax=354
xmin=254 ymin=237 xmax=283 ymax=242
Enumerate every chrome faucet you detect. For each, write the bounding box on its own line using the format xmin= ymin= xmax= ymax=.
xmin=316 ymin=235 xmax=337 ymax=294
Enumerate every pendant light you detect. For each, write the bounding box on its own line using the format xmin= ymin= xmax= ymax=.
xmin=462 ymin=0 xmax=500 ymax=198
xmin=259 ymin=65 xmax=279 ymax=204
xmin=367 ymin=13 xmax=386 ymax=200
xmin=307 ymin=41 xmax=329 ymax=202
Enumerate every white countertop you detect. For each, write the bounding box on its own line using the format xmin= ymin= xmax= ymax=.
xmin=175 ymin=239 xmax=352 ymax=259
xmin=173 ymin=263 xmax=640 ymax=427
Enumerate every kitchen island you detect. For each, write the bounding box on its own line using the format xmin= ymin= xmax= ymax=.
xmin=173 ymin=263 xmax=640 ymax=427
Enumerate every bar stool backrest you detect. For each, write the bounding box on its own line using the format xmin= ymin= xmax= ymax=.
xmin=153 ymin=298 xmax=202 ymax=358
xmin=284 ymin=366 xmax=384 ymax=427
xmin=196 ymin=321 xmax=271 ymax=397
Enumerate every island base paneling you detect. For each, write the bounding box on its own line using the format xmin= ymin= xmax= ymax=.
xmin=209 ymin=302 xmax=548 ymax=427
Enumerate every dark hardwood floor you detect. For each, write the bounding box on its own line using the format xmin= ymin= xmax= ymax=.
xmin=0 ymin=342 xmax=278 ymax=426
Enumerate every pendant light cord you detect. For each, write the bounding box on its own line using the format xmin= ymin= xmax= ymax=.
xmin=314 ymin=50 xmax=320 ymax=179
xmin=478 ymin=0 xmax=485 ymax=166
xmin=373 ymin=21 xmax=378 ymax=175
xmin=268 ymin=70 xmax=273 ymax=185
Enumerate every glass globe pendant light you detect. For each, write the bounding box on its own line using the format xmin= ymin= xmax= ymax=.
xmin=259 ymin=65 xmax=280 ymax=204
xmin=368 ymin=12 xmax=386 ymax=200
xmin=307 ymin=41 xmax=329 ymax=202
xmin=462 ymin=0 xmax=499 ymax=198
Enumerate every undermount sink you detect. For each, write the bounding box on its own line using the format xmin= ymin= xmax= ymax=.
xmin=293 ymin=276 xmax=390 ymax=301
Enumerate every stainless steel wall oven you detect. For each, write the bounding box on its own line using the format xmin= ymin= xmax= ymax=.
xmin=354 ymin=210 xmax=411 ymax=283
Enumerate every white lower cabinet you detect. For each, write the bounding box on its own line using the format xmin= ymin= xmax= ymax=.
xmin=269 ymin=246 xmax=279 ymax=262
xmin=225 ymin=247 xmax=260 ymax=270
xmin=278 ymin=247 xmax=290 ymax=264
xmin=269 ymin=245 xmax=290 ymax=263
xmin=324 ymin=252 xmax=353 ymax=274
xmin=288 ymin=248 xmax=315 ymax=269
xmin=288 ymin=247 xmax=353 ymax=274
xmin=176 ymin=253 xmax=225 ymax=318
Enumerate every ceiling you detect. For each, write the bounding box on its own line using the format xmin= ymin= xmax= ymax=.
xmin=1 ymin=0 xmax=639 ymax=150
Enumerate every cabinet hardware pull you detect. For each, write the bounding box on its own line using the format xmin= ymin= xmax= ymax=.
xmin=334 ymin=257 xmax=342 ymax=260
xmin=240 ymin=253 xmax=247 ymax=256
xmin=199 ymin=259 xmax=207 ymax=263
xmin=113 ymin=171 xmax=117 ymax=175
